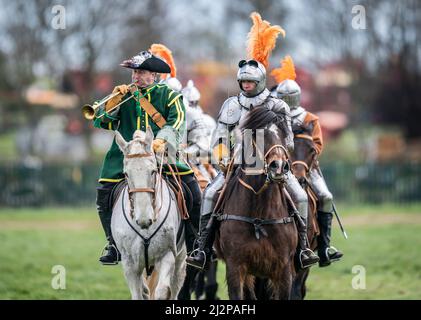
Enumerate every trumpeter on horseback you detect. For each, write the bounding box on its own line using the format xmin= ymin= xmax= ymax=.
xmin=92 ymin=47 xmax=201 ymax=266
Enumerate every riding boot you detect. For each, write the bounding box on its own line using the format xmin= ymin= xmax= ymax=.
xmin=295 ymin=213 xmax=320 ymax=269
xmin=97 ymin=187 xmax=121 ymax=265
xmin=186 ymin=213 xmax=217 ymax=271
xmin=317 ymin=211 xmax=343 ymax=267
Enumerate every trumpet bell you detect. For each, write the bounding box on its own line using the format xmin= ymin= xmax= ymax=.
xmin=81 ymin=103 xmax=98 ymax=120
xmin=81 ymin=82 xmax=137 ymax=120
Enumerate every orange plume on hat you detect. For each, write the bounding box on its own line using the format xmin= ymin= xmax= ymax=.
xmin=149 ymin=44 xmax=177 ymax=78
xmin=246 ymin=12 xmax=286 ymax=69
xmin=270 ymin=55 xmax=296 ymax=83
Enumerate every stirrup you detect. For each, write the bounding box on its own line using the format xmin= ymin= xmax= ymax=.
xmin=186 ymin=248 xmax=207 ymax=270
xmin=299 ymin=249 xmax=319 ymax=269
xmin=99 ymin=243 xmax=120 ymax=265
xmin=327 ymin=246 xmax=342 ymax=262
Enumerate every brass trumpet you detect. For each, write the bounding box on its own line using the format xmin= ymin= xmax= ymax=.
xmin=82 ymin=83 xmax=138 ymax=120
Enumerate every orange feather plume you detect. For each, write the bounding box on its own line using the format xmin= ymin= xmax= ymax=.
xmin=246 ymin=12 xmax=286 ymax=69
xmin=270 ymin=55 xmax=296 ymax=83
xmin=149 ymin=44 xmax=177 ymax=78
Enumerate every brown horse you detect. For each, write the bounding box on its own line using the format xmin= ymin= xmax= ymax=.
xmin=290 ymin=124 xmax=320 ymax=300
xmin=214 ymin=106 xmax=298 ymax=300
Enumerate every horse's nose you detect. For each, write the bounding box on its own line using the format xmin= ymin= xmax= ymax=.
xmin=270 ymin=160 xmax=289 ymax=176
xmin=136 ymin=218 xmax=153 ymax=229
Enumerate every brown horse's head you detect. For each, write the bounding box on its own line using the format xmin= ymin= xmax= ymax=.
xmin=239 ymin=106 xmax=290 ymax=183
xmin=290 ymin=124 xmax=317 ymax=181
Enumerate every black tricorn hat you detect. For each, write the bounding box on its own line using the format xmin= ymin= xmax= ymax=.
xmin=120 ymin=51 xmax=171 ymax=73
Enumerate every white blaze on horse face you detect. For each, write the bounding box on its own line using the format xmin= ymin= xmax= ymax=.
xmin=123 ymin=130 xmax=158 ymax=229
xmin=125 ymin=160 xmax=156 ymax=229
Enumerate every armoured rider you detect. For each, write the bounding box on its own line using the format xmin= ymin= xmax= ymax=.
xmin=186 ymin=58 xmax=320 ymax=270
xmin=274 ymin=71 xmax=344 ymax=267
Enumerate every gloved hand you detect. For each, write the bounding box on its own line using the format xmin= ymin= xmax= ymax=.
xmin=112 ymin=84 xmax=129 ymax=95
xmin=105 ymin=84 xmax=129 ymax=111
xmin=212 ymin=143 xmax=229 ymax=163
xmin=152 ymin=139 xmax=166 ymax=154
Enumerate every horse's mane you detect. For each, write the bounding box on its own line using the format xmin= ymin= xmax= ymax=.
xmin=240 ymin=106 xmax=288 ymax=138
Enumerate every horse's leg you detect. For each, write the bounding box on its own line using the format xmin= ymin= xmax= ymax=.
xmin=122 ymin=262 xmax=144 ymax=300
xmin=171 ymin=247 xmax=187 ymax=299
xmin=154 ymin=251 xmax=175 ymax=300
xmin=243 ymin=275 xmax=257 ymax=300
xmin=225 ymin=260 xmax=244 ymax=300
xmin=291 ymin=269 xmax=309 ymax=300
xmin=275 ymin=265 xmax=294 ymax=300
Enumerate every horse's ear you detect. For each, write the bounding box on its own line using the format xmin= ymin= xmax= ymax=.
xmin=145 ymin=127 xmax=154 ymax=151
xmin=115 ymin=130 xmax=128 ymax=153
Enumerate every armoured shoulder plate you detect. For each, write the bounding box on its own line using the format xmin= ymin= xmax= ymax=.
xmin=291 ymin=106 xmax=307 ymax=129
xmin=217 ymin=96 xmax=242 ymax=125
xmin=290 ymin=106 xmax=305 ymax=117
xmin=265 ymin=95 xmax=290 ymax=114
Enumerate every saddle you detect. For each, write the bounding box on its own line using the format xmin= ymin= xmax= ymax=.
xmin=109 ymin=180 xmax=127 ymax=211
xmin=165 ymin=175 xmax=193 ymax=218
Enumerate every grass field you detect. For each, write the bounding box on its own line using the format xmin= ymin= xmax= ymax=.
xmin=0 ymin=204 xmax=420 ymax=300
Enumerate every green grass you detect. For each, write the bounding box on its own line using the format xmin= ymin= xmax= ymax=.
xmin=0 ymin=205 xmax=420 ymax=300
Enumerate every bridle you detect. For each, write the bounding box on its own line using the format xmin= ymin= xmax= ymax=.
xmin=219 ymin=142 xmax=295 ymax=240
xmin=291 ymin=134 xmax=316 ymax=174
xmin=238 ymin=141 xmax=289 ymax=195
xmin=122 ymin=151 xmax=172 ymax=277
xmin=124 ymin=152 xmax=158 ymax=219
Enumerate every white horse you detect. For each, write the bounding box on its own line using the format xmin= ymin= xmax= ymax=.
xmin=111 ymin=128 xmax=186 ymax=299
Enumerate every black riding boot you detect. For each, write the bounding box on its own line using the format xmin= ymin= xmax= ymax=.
xmin=97 ymin=186 xmax=120 ymax=265
xmin=317 ymin=211 xmax=343 ymax=267
xmin=295 ymin=214 xmax=320 ymax=269
xmin=186 ymin=213 xmax=217 ymax=271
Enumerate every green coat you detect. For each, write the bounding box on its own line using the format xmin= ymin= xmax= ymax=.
xmin=93 ymin=83 xmax=192 ymax=183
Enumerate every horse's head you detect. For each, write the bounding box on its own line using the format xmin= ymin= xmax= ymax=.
xmin=115 ymin=127 xmax=157 ymax=229
xmin=239 ymin=106 xmax=290 ymax=183
xmin=290 ymin=124 xmax=317 ymax=181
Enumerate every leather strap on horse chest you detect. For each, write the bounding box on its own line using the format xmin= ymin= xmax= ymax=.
xmin=139 ymin=97 xmax=167 ymax=128
xmin=217 ymin=214 xmax=294 ymax=240
xmin=121 ymin=186 xmax=172 ymax=277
